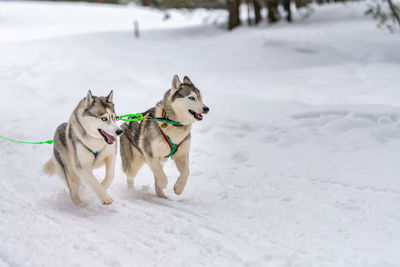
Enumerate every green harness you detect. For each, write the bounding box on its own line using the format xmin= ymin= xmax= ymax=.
xmin=158 ymin=126 xmax=188 ymax=158
xmin=121 ymin=109 xmax=188 ymax=158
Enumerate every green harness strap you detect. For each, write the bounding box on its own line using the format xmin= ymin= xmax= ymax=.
xmin=165 ymin=136 xmax=178 ymax=158
xmin=158 ymin=127 xmax=188 ymax=158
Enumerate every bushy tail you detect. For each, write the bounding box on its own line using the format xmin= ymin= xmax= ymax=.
xmin=43 ymin=159 xmax=56 ymax=175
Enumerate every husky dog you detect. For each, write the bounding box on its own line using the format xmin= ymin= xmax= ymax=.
xmin=120 ymin=75 xmax=209 ymax=198
xmin=43 ymin=90 xmax=123 ymax=205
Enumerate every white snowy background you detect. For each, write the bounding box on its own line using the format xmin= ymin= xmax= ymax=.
xmin=1 ymin=1 xmax=400 ymax=266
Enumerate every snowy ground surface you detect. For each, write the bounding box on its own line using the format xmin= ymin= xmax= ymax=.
xmin=1 ymin=1 xmax=400 ymax=266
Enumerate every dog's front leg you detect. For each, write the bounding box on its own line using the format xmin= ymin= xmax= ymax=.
xmin=101 ymin=156 xmax=115 ymax=190
xmin=77 ymin=169 xmax=113 ymax=205
xmin=147 ymin=158 xmax=168 ymax=198
xmin=173 ymin=154 xmax=189 ymax=195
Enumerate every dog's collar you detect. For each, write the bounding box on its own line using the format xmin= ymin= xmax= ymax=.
xmin=158 ymin=126 xmax=189 ymax=158
xmin=159 ymin=109 xmax=183 ymax=128
xmin=71 ymin=126 xmax=100 ymax=158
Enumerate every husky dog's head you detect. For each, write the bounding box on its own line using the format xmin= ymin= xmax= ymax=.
xmin=81 ymin=90 xmax=122 ymax=144
xmin=166 ymin=75 xmax=209 ymax=125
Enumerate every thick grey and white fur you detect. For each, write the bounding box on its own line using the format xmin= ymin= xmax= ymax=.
xmin=120 ymin=75 xmax=209 ymax=198
xmin=43 ymin=90 xmax=123 ymax=205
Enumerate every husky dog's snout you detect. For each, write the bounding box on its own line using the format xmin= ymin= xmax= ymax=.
xmin=116 ymin=129 xmax=123 ymax=136
xmin=203 ymin=106 xmax=209 ymax=114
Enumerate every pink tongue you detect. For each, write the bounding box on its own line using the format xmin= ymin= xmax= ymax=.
xmin=103 ymin=131 xmax=115 ymax=142
xmin=197 ymin=113 xmax=203 ymax=120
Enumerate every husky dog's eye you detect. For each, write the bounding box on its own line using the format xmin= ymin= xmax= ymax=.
xmin=102 ymin=117 xmax=108 ymax=121
xmin=188 ymin=96 xmax=196 ymax=101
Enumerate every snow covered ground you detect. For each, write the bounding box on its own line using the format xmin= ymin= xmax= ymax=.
xmin=1 ymin=1 xmax=400 ymax=266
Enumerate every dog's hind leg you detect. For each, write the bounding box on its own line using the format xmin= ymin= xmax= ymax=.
xmin=54 ymin=149 xmax=81 ymax=205
xmin=126 ymin=150 xmax=145 ymax=188
xmin=173 ymin=154 xmax=189 ymax=195
xmin=126 ymin=161 xmax=143 ymax=188
xmin=120 ymin=135 xmax=144 ymax=188
xmin=101 ymin=156 xmax=116 ymax=190
xmin=66 ymin=170 xmax=82 ymax=205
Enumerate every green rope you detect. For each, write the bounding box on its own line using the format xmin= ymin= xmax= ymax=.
xmin=118 ymin=113 xmax=183 ymax=126
xmin=0 ymin=135 xmax=53 ymax=145
xmin=118 ymin=113 xmax=143 ymax=122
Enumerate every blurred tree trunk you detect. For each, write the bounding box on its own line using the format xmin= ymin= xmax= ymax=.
xmin=228 ymin=0 xmax=241 ymax=30
xmin=295 ymin=0 xmax=308 ymax=8
xmin=283 ymin=0 xmax=292 ymax=22
xmin=266 ymin=0 xmax=279 ymax=23
xmin=387 ymin=0 xmax=400 ymax=26
xmin=253 ymin=0 xmax=262 ymax=24
xmin=247 ymin=0 xmax=252 ymax=25
xmin=142 ymin=0 xmax=153 ymax=6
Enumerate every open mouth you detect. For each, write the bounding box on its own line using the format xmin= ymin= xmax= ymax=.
xmin=98 ymin=129 xmax=116 ymax=145
xmin=189 ymin=109 xmax=203 ymax=121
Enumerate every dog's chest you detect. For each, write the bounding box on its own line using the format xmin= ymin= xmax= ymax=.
xmin=162 ymin=127 xmax=189 ymax=143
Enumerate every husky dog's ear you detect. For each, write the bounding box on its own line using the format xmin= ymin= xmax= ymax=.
xmin=106 ymin=90 xmax=114 ymax=103
xmin=183 ymin=76 xmax=193 ymax=85
xmin=86 ymin=90 xmax=94 ymax=106
xmin=172 ymin=74 xmax=181 ymax=91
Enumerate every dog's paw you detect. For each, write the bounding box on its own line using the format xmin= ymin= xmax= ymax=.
xmin=156 ymin=193 xmax=167 ymax=199
xmin=174 ymin=176 xmax=187 ymax=195
xmin=127 ymin=179 xmax=134 ymax=188
xmin=174 ymin=182 xmax=184 ymax=195
xmin=155 ymin=188 xmax=167 ymax=199
xmin=71 ymin=197 xmax=82 ymax=205
xmin=101 ymin=196 xmax=113 ymax=205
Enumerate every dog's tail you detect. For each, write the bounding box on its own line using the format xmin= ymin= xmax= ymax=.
xmin=43 ymin=158 xmax=56 ymax=175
